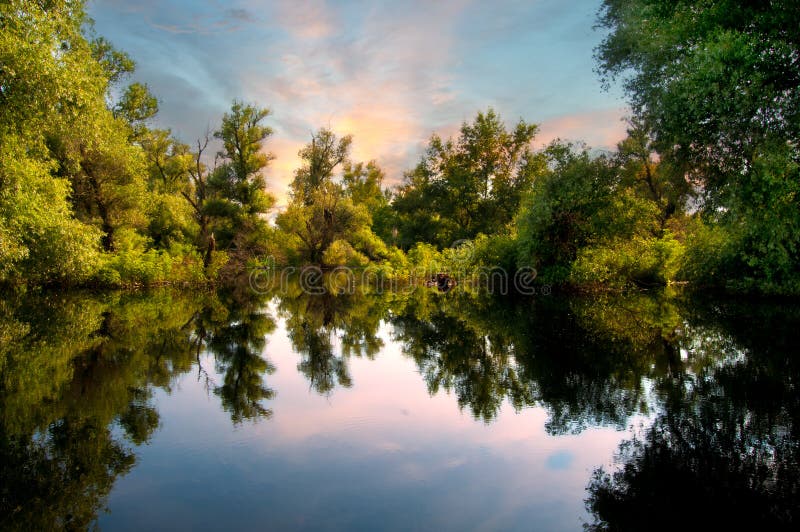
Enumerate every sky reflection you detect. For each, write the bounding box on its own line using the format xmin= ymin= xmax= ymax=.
xmin=98 ymin=312 xmax=636 ymax=531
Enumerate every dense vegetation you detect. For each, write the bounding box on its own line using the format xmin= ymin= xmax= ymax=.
xmin=1 ymin=0 xmax=798 ymax=294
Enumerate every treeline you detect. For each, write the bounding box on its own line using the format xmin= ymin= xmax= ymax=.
xmin=1 ymin=0 xmax=798 ymax=295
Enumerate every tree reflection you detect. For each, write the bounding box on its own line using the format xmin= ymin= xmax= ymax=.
xmin=0 ymin=288 xmax=276 ymax=529
xmin=2 ymin=284 xmax=797 ymax=529
xmin=391 ymin=290 xmax=531 ymax=422
xmin=276 ymin=280 xmax=388 ymax=394
xmin=270 ymin=282 xmax=691 ymax=430
xmin=0 ymin=291 xmax=200 ymax=530
xmin=586 ymin=301 xmax=800 ymax=531
xmin=205 ymin=291 xmax=277 ymax=424
xmin=389 ymin=289 xmax=682 ymax=427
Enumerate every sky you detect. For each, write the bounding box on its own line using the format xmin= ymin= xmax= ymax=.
xmin=88 ymin=0 xmax=629 ymax=204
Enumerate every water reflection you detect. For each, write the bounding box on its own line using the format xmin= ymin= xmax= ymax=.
xmin=390 ymin=290 xmax=678 ymax=429
xmin=0 ymin=292 xmax=197 ymax=530
xmin=191 ymin=292 xmax=277 ymax=423
xmin=276 ymin=283 xmax=388 ymax=394
xmin=0 ymin=287 xmax=798 ymax=529
xmin=585 ymin=300 xmax=800 ymax=531
xmin=0 ymin=289 xmax=274 ymax=529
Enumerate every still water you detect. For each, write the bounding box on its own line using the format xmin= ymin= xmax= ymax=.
xmin=1 ymin=286 xmax=798 ymax=530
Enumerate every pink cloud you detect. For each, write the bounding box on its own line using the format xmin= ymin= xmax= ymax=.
xmin=536 ymin=107 xmax=629 ymax=151
xmin=237 ymin=1 xmax=474 ymax=205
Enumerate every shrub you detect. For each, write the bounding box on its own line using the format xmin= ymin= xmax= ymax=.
xmin=322 ymin=239 xmax=369 ymax=268
xmin=572 ymin=234 xmax=684 ymax=289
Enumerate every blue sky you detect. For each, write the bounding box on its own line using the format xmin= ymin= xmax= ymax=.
xmin=88 ymin=0 xmax=628 ymax=201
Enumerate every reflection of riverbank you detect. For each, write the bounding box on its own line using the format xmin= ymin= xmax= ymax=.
xmin=587 ymin=300 xmax=800 ymax=530
xmin=1 ymin=288 xmax=798 ymax=529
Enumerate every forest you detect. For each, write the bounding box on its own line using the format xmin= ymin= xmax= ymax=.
xmin=1 ymin=0 xmax=799 ymax=295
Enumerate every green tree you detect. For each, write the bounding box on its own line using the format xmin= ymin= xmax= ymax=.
xmin=597 ymin=0 xmax=800 ymax=293
xmin=277 ymin=181 xmax=372 ymax=266
xmin=206 ymin=101 xmax=276 ymax=256
xmin=515 ymin=142 xmax=674 ymax=286
xmin=113 ymin=82 xmax=159 ymax=141
xmin=277 ymin=130 xmax=389 ymax=267
xmin=178 ymin=133 xmax=217 ymax=267
xmin=90 ymin=35 xmax=135 ymax=86
xmin=342 ymin=160 xmax=395 ymax=244
xmin=342 ymin=160 xmax=389 ymax=215
xmin=0 ymin=137 xmax=102 ymax=285
xmin=0 ymin=0 xmax=109 ymax=283
xmin=50 ymin=110 xmax=149 ymax=252
xmin=392 ymin=109 xmax=540 ymax=248
xmin=614 ymin=119 xmax=689 ymax=230
xmin=597 ymin=0 xmax=800 ymax=177
xmin=140 ymin=129 xmax=196 ymax=249
xmin=290 ymin=128 xmax=352 ymax=205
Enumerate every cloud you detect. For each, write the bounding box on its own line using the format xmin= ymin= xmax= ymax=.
xmin=88 ymin=0 xmax=627 ymax=207
xmin=271 ymin=0 xmax=336 ymax=39
xmin=233 ymin=0 xmax=475 ymax=200
xmin=537 ymin=107 xmax=629 ymax=151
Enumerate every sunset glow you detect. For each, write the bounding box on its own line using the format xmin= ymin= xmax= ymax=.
xmin=89 ymin=0 xmax=627 ymax=203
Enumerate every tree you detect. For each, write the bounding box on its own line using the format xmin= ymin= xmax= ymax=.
xmin=596 ymin=0 xmax=800 ymax=179
xmin=0 ymin=138 xmax=101 ymax=284
xmin=597 ymin=0 xmax=800 ymax=293
xmin=176 ymin=102 xmax=276 ymax=269
xmin=277 ymin=130 xmax=391 ymax=267
xmin=1 ymin=0 xmax=277 ymax=286
xmin=90 ymin=36 xmax=135 ymax=86
xmin=113 ymin=82 xmax=159 ymax=141
xmin=0 ymin=0 xmax=106 ymax=136
xmin=140 ymin=129 xmax=196 ymax=249
xmin=289 ymin=128 xmax=352 ymax=205
xmin=1 ymin=0 xmax=128 ymax=281
xmin=206 ymin=101 xmax=276 ymax=255
xmin=341 ymin=160 xmax=394 ymax=243
xmin=392 ymin=109 xmax=541 ymax=248
xmin=178 ymin=132 xmax=216 ymax=267
xmin=515 ymin=142 xmax=664 ymax=285
xmin=277 ymin=181 xmax=372 ymax=266
xmin=51 ymin=111 xmax=149 ymax=252
xmin=614 ymin=119 xmax=690 ymax=230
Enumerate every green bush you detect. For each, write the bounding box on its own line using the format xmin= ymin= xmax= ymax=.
xmin=0 ymin=140 xmax=102 ymax=285
xmin=471 ymin=233 xmax=518 ymax=274
xmin=322 ymin=239 xmax=369 ymax=268
xmin=406 ymin=242 xmax=444 ymax=276
xmin=572 ymin=234 xmax=684 ymax=289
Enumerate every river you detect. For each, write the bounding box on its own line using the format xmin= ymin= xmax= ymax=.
xmin=1 ymin=286 xmax=797 ymax=530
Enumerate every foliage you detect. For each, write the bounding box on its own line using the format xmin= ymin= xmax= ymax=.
xmin=1 ymin=0 xmax=797 ymax=294
xmin=342 ymin=160 xmax=395 ymax=243
xmin=201 ymin=101 xmax=277 ymax=264
xmin=571 ymin=234 xmax=684 ymax=289
xmin=597 ymin=0 xmax=800 ymax=294
xmin=0 ymin=138 xmax=101 ymax=285
xmin=516 ymin=142 xmax=669 ymax=285
xmin=392 ymin=109 xmax=542 ymax=249
xmin=277 ymin=131 xmax=394 ymax=268
xmin=676 ymin=133 xmax=800 ymax=296
xmin=596 ymin=0 xmax=800 ymax=177
xmin=289 ymin=128 xmax=352 ymax=205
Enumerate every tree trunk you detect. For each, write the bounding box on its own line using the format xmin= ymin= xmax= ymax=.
xmin=203 ymin=232 xmax=216 ymax=270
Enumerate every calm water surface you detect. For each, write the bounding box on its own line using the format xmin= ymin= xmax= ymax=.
xmin=1 ymin=287 xmax=798 ymax=530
